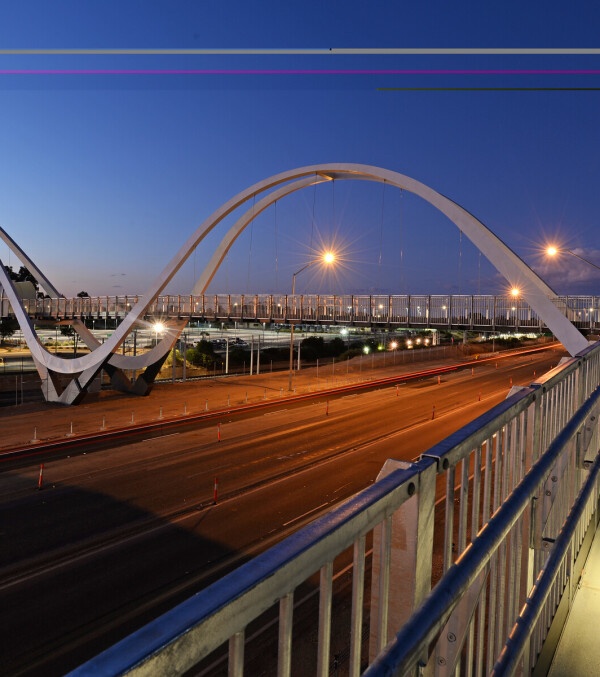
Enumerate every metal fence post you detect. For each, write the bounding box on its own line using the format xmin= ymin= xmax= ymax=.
xmin=369 ymin=460 xmax=436 ymax=662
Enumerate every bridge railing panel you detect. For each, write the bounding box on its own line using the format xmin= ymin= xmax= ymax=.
xmin=335 ymin=294 xmax=352 ymax=323
xmin=493 ymin=297 xmax=518 ymax=329
xmin=388 ymin=294 xmax=407 ymax=324
xmin=371 ymin=295 xmax=389 ymax=323
xmin=471 ymin=295 xmax=494 ymax=327
xmin=565 ymin=295 xmax=597 ymax=329
xmin=268 ymin=295 xmax=283 ymax=320
xmin=352 ymin=295 xmax=370 ymax=323
xmin=242 ymin=295 xmax=256 ymax=320
xmin=428 ymin=295 xmax=450 ymax=325
xmin=316 ymin=294 xmax=333 ymax=323
xmin=255 ymin=296 xmax=270 ymax=321
xmin=409 ymin=294 xmax=430 ymax=325
xmin=189 ymin=295 xmax=202 ymax=316
xmin=200 ymin=296 xmax=213 ymax=317
xmin=212 ymin=294 xmax=226 ymax=318
xmin=364 ymin=344 xmax=600 ymax=677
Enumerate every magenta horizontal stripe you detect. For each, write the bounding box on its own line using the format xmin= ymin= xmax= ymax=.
xmin=1 ymin=70 xmax=600 ymax=75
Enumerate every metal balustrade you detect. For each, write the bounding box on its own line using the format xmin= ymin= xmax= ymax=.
xmin=365 ymin=346 xmax=600 ymax=677
xmin=68 ymin=341 xmax=600 ymax=676
xmin=7 ymin=292 xmax=600 ymax=332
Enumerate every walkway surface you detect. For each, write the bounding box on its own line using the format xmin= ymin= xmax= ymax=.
xmin=549 ymin=521 xmax=600 ymax=676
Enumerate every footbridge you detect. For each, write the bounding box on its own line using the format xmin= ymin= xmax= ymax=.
xmin=0 ymin=163 xmax=591 ymax=405
xmin=6 ymin=291 xmax=600 ymax=333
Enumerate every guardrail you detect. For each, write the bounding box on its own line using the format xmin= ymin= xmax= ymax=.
xmin=4 ymin=292 xmax=600 ymax=331
xmin=69 ymin=341 xmax=600 ymax=677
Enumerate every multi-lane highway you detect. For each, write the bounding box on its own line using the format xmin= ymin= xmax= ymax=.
xmin=0 ymin=346 xmax=564 ymax=675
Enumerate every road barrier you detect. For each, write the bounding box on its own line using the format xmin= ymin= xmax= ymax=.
xmin=67 ymin=341 xmax=600 ymax=676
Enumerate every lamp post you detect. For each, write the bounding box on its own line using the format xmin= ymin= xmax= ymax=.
xmin=341 ymin=328 xmax=350 ymax=373
xmin=546 ymin=245 xmax=600 ymax=272
xmin=510 ymin=288 xmax=519 ymax=329
xmin=390 ymin=340 xmax=398 ymax=365
xmin=289 ymin=252 xmax=335 ymax=391
xmin=154 ymin=321 xmax=164 ymax=347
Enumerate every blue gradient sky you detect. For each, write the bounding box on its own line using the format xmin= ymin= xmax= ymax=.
xmin=1 ymin=1 xmax=600 ymax=297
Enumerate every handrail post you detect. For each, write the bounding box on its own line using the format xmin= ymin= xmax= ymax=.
xmin=369 ymin=460 xmax=436 ymax=663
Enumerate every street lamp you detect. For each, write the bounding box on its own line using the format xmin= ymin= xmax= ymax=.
xmin=546 ymin=245 xmax=600 ymax=272
xmin=154 ymin=321 xmax=164 ymax=346
xmin=390 ymin=340 xmax=398 ymax=365
xmin=288 ymin=251 xmax=336 ymax=391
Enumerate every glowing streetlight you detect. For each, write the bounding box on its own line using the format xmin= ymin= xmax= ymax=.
xmin=390 ymin=341 xmax=398 ymax=350
xmin=363 ymin=345 xmax=370 ymax=354
xmin=289 ymin=250 xmax=336 ymax=391
xmin=511 ymin=288 xmax=519 ymax=297
xmin=545 ymin=244 xmax=600 ymax=272
xmin=153 ymin=322 xmax=165 ymax=346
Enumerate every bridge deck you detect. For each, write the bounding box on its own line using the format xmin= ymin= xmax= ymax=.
xmin=549 ymin=520 xmax=600 ymax=676
xmin=2 ymin=292 xmax=599 ymax=332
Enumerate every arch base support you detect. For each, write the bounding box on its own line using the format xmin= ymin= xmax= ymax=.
xmin=32 ymin=325 xmax=184 ymax=405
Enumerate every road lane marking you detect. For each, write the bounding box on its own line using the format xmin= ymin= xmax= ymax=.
xmin=142 ymin=432 xmax=180 ymax=441
xmin=283 ymin=502 xmax=329 ymax=527
xmin=277 ymin=450 xmax=307 ymax=459
xmin=187 ymin=463 xmax=231 ymax=478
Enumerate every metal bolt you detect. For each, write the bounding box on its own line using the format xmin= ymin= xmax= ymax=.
xmin=551 ymin=476 xmax=557 ymax=482
xmin=545 ymin=490 xmax=552 ymax=496
xmin=437 ymin=657 xmax=446 ymax=665
xmin=447 ymin=632 xmax=456 ymax=642
xmin=543 ymin=541 xmax=549 ymax=548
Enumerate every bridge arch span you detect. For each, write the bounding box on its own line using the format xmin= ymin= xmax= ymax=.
xmin=191 ymin=163 xmax=587 ymax=356
xmin=0 ymin=163 xmax=588 ymax=404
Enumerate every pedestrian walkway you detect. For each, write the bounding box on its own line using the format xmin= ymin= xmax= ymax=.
xmin=549 ymin=520 xmax=600 ymax=676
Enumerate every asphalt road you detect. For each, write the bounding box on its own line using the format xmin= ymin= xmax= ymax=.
xmin=0 ymin=347 xmax=563 ymax=676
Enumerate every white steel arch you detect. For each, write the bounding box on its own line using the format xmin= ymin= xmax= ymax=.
xmin=190 ymin=164 xmax=587 ymax=355
xmin=0 ymin=163 xmax=589 ymax=405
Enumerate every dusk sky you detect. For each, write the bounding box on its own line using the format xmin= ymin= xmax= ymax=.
xmin=1 ymin=2 xmax=600 ymax=298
